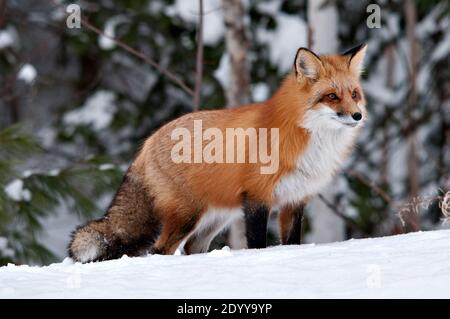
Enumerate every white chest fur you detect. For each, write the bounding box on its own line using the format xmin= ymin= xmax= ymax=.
xmin=273 ymin=125 xmax=357 ymax=207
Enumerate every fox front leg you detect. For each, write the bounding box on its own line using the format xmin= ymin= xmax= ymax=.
xmin=243 ymin=198 xmax=270 ymax=249
xmin=279 ymin=203 xmax=305 ymax=245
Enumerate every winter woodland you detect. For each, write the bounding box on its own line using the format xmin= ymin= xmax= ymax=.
xmin=0 ymin=0 xmax=449 ymax=266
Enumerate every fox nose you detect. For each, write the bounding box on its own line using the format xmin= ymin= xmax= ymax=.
xmin=352 ymin=112 xmax=362 ymax=121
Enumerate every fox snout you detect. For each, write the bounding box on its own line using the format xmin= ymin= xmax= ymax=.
xmin=331 ymin=108 xmax=364 ymax=128
xmin=336 ymin=111 xmax=363 ymax=122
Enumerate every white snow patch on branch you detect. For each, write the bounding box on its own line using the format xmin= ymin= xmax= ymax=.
xmin=0 ymin=29 xmax=14 ymax=50
xmin=415 ymin=4 xmax=446 ymax=39
xmin=213 ymin=53 xmax=230 ymax=89
xmin=256 ymin=14 xmax=307 ymax=73
xmin=98 ymin=16 xmax=128 ymax=50
xmin=431 ymin=31 xmax=450 ymax=61
xmin=252 ymin=83 xmax=270 ymax=102
xmin=0 ymin=237 xmax=14 ymax=258
xmin=63 ymin=90 xmax=117 ymax=131
xmin=167 ymin=0 xmax=224 ymax=45
xmin=256 ymin=1 xmax=281 ymax=15
xmin=99 ymin=164 xmax=115 ymax=171
xmin=4 ymin=179 xmax=32 ymax=202
xmin=17 ymin=64 xmax=37 ymax=83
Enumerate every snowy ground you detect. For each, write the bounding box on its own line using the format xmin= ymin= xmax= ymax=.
xmin=1 ymin=230 xmax=450 ymax=298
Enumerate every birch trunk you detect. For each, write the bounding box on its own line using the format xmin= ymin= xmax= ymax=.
xmin=222 ymin=0 xmax=251 ymax=249
xmin=222 ymin=0 xmax=251 ymax=107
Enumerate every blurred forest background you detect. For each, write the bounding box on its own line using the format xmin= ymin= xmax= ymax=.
xmin=0 ymin=0 xmax=449 ymax=266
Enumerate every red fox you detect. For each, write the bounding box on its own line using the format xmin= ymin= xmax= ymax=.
xmin=69 ymin=44 xmax=367 ymax=262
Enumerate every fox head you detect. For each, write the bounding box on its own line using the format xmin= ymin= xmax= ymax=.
xmin=294 ymin=44 xmax=368 ymax=131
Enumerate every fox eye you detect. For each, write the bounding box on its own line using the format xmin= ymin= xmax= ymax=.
xmin=327 ymin=93 xmax=338 ymax=100
xmin=352 ymin=90 xmax=358 ymax=99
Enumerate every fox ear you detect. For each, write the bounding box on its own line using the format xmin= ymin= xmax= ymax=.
xmin=294 ymin=48 xmax=324 ymax=81
xmin=343 ymin=43 xmax=367 ymax=76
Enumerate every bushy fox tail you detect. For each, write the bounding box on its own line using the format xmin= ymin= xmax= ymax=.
xmin=68 ymin=169 xmax=161 ymax=263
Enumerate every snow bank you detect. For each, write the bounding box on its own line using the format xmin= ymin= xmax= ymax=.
xmin=1 ymin=230 xmax=450 ymax=298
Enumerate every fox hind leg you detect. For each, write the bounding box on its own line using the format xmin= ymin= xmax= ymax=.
xmin=151 ymin=208 xmax=203 ymax=255
xmin=184 ymin=209 xmax=242 ymax=254
xmin=184 ymin=222 xmax=222 ymax=254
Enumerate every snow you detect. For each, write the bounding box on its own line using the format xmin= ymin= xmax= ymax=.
xmin=415 ymin=4 xmax=445 ymax=39
xmin=98 ymin=163 xmax=115 ymax=171
xmin=0 ymin=238 xmax=7 ymax=251
xmin=48 ymin=169 xmax=60 ymax=176
xmin=1 ymin=230 xmax=450 ymax=298
xmin=213 ymin=53 xmax=229 ymax=89
xmin=167 ymin=0 xmax=224 ymax=45
xmin=252 ymin=83 xmax=270 ymax=102
xmin=363 ymin=49 xmax=408 ymax=106
xmin=256 ymin=13 xmax=307 ymax=73
xmin=0 ymin=237 xmax=14 ymax=258
xmin=98 ymin=16 xmax=128 ymax=50
xmin=4 ymin=179 xmax=32 ymax=202
xmin=63 ymin=90 xmax=117 ymax=131
xmin=256 ymin=1 xmax=281 ymax=15
xmin=17 ymin=64 xmax=37 ymax=83
xmin=431 ymin=30 xmax=450 ymax=62
xmin=0 ymin=28 xmax=15 ymax=49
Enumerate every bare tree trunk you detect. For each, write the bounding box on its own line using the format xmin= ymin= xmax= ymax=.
xmin=193 ymin=0 xmax=204 ymax=111
xmin=222 ymin=0 xmax=251 ymax=249
xmin=404 ymin=0 xmax=421 ymax=232
xmin=222 ymin=0 xmax=251 ymax=107
xmin=0 ymin=0 xmax=7 ymax=28
xmin=307 ymin=0 xmax=339 ymax=53
xmin=381 ymin=45 xmax=395 ymax=185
